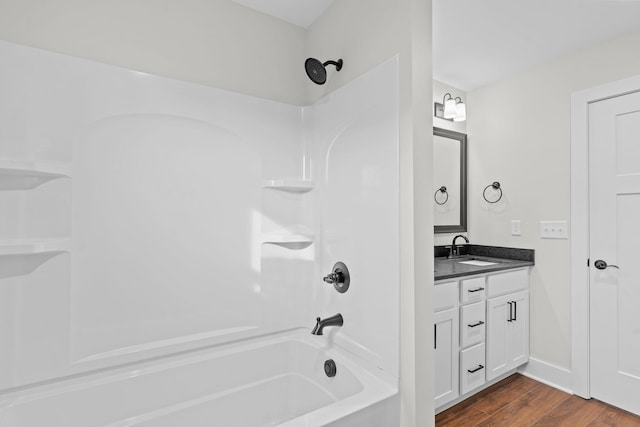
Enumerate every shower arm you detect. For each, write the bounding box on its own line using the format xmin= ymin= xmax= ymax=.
xmin=322 ymin=59 xmax=343 ymax=71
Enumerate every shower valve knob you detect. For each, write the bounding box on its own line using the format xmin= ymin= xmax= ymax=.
xmin=323 ymin=272 xmax=343 ymax=284
xmin=323 ymin=262 xmax=350 ymax=293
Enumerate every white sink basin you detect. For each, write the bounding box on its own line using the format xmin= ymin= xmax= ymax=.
xmin=458 ymin=260 xmax=498 ymax=267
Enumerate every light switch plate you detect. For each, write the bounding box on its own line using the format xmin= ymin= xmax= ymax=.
xmin=511 ymin=220 xmax=522 ymax=236
xmin=540 ymin=221 xmax=568 ymax=239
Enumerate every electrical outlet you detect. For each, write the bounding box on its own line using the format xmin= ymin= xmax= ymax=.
xmin=540 ymin=221 xmax=568 ymax=239
xmin=511 ymin=220 xmax=522 ymax=236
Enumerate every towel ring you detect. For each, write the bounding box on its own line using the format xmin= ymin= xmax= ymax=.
xmin=434 ymin=186 xmax=448 ymax=205
xmin=483 ymin=182 xmax=502 ymax=203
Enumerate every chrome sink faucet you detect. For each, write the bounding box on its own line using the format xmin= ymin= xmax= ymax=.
xmin=450 ymin=234 xmax=469 ymax=257
xmin=311 ymin=313 xmax=343 ymax=335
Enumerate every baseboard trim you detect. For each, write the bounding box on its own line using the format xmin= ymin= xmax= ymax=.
xmin=519 ymin=357 xmax=573 ymax=394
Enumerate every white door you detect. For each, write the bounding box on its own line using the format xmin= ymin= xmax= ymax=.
xmin=589 ymin=90 xmax=640 ymax=415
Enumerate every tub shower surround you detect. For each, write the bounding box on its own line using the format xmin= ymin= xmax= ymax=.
xmin=0 ymin=41 xmax=399 ymax=426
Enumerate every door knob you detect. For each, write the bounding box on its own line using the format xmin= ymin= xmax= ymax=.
xmin=594 ymin=259 xmax=620 ymax=270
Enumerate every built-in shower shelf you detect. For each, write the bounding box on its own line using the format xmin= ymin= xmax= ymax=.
xmin=262 ymin=179 xmax=314 ymax=193
xmin=0 ymin=159 xmax=72 ymax=190
xmin=262 ymin=230 xmax=315 ymax=246
xmin=0 ymin=239 xmax=70 ymax=256
xmin=0 ymin=239 xmax=70 ymax=278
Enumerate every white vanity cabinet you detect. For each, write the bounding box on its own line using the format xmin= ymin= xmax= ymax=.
xmin=434 ymin=266 xmax=530 ymax=412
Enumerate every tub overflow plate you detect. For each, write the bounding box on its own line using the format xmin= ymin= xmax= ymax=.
xmin=324 ymin=359 xmax=337 ymax=377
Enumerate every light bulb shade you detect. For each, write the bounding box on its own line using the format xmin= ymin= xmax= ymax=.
xmin=443 ymin=98 xmax=457 ymax=119
xmin=453 ymin=101 xmax=466 ymax=122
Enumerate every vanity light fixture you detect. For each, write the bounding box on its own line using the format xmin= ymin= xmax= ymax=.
xmin=435 ymin=93 xmax=466 ymax=122
xmin=453 ymin=99 xmax=466 ymax=122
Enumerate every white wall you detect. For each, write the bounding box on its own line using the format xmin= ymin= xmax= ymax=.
xmin=307 ymin=1 xmax=433 ymax=426
xmin=467 ymin=27 xmax=640 ymax=372
xmin=0 ymin=0 xmax=307 ymax=105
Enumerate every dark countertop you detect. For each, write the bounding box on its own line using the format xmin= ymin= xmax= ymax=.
xmin=434 ymin=245 xmax=535 ymax=281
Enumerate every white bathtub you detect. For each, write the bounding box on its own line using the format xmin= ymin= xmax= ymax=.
xmin=0 ymin=331 xmax=398 ymax=426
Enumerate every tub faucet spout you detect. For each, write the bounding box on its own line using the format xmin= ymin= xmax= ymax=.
xmin=311 ymin=313 xmax=343 ymax=335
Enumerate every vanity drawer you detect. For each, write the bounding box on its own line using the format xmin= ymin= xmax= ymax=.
xmin=460 ymin=343 xmax=486 ymax=395
xmin=461 ymin=277 xmax=486 ymax=304
xmin=460 ymin=301 xmax=486 ymax=348
xmin=486 ymin=269 xmax=529 ymax=298
xmin=435 ymin=281 xmax=458 ymax=312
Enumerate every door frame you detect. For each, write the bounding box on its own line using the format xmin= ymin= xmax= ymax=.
xmin=570 ymin=74 xmax=640 ymax=398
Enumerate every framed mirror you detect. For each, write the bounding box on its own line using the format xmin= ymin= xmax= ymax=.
xmin=433 ymin=127 xmax=467 ymax=233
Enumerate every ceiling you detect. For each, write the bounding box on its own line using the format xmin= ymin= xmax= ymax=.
xmin=232 ymin=0 xmax=335 ymax=28
xmin=234 ymin=0 xmax=640 ymax=91
xmin=434 ymin=0 xmax=640 ymax=91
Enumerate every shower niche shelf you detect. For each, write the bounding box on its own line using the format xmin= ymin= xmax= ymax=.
xmin=262 ymin=179 xmax=314 ymax=193
xmin=0 ymin=239 xmax=70 ymax=256
xmin=0 ymin=238 xmax=70 ymax=278
xmin=0 ymin=159 xmax=72 ymax=190
xmin=262 ymin=229 xmax=314 ymax=247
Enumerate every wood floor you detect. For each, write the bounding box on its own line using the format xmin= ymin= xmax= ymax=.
xmin=436 ymin=374 xmax=640 ymax=426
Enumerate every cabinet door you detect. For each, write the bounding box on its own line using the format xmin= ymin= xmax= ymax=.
xmin=486 ymin=294 xmax=510 ymax=381
xmin=435 ymin=307 xmax=459 ymax=408
xmin=486 ymin=291 xmax=529 ymax=381
xmin=506 ymin=291 xmax=529 ymax=368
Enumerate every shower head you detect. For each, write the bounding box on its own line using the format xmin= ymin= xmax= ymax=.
xmin=305 ymin=58 xmax=343 ymax=85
